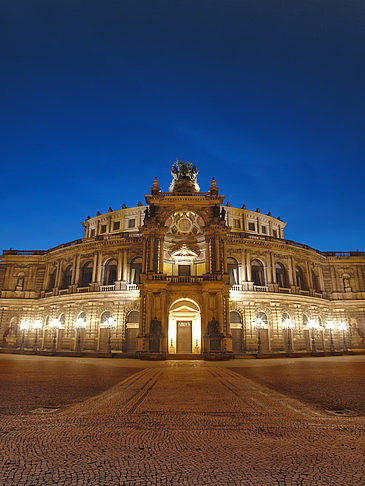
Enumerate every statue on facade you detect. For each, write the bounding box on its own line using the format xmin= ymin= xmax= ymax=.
xmin=169 ymin=159 xmax=200 ymax=193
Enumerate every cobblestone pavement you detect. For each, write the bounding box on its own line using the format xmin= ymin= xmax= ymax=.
xmin=1 ymin=360 xmax=364 ymax=485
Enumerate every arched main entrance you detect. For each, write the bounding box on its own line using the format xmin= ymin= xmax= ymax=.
xmin=168 ymin=299 xmax=201 ymax=354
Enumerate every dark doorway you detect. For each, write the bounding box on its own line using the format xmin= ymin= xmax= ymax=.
xmin=178 ymin=265 xmax=191 ymax=276
xmin=177 ymin=321 xmax=192 ymax=353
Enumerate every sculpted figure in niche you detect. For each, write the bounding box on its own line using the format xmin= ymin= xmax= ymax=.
xmin=343 ymin=276 xmax=352 ymax=292
xmin=16 ymin=275 xmax=24 ymax=291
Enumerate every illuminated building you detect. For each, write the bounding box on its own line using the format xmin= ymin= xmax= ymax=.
xmin=0 ymin=160 xmax=364 ymax=357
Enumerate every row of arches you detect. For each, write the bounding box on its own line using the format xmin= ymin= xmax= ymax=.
xmin=48 ymin=258 xmax=143 ymax=290
xmin=227 ymin=257 xmax=321 ymax=291
xmin=3 ymin=310 xmax=141 ymax=354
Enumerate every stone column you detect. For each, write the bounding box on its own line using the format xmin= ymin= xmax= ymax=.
xmin=74 ymin=255 xmax=81 ymax=287
xmin=246 ymin=251 xmax=252 ymax=281
xmin=305 ymin=261 xmax=313 ymax=290
xmin=44 ymin=264 xmax=50 ymax=291
xmin=149 ymin=237 xmax=154 ymax=273
xmin=96 ymin=252 xmax=103 ymax=284
xmin=71 ymin=255 xmax=77 ymax=285
xmin=205 ymin=238 xmax=211 ymax=273
xmin=291 ymin=257 xmax=297 ymax=286
xmin=122 ymin=250 xmax=128 ymax=281
xmin=215 ymin=237 xmax=221 ymax=273
xmin=240 ymin=250 xmax=246 ymax=282
xmin=117 ymin=249 xmax=123 ymax=281
xmin=159 ymin=237 xmax=164 ymax=273
xmin=142 ymin=239 xmax=147 ymax=274
xmin=222 ymin=239 xmax=228 ymax=273
xmin=287 ymin=256 xmax=294 ymax=286
xmin=271 ymin=253 xmax=276 ymax=283
xmin=319 ymin=266 xmax=325 ymax=292
xmin=92 ymin=252 xmax=98 ymax=283
xmin=55 ymin=260 xmax=63 ymax=289
xmin=266 ymin=253 xmax=272 ymax=284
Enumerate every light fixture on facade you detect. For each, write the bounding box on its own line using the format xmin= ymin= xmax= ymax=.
xmin=325 ymin=321 xmax=335 ymax=352
xmin=105 ymin=316 xmax=116 ymax=354
xmin=338 ymin=321 xmax=348 ymax=352
xmin=282 ymin=318 xmax=294 ymax=353
xmin=32 ymin=319 xmax=42 ymax=352
xmin=20 ymin=320 xmax=30 ymax=351
xmin=253 ymin=317 xmax=265 ymax=354
xmin=50 ymin=318 xmax=61 ymax=353
xmin=74 ymin=317 xmax=87 ymax=352
xmin=307 ymin=319 xmax=318 ymax=353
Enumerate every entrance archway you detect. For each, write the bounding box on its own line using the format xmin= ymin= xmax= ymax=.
xmin=168 ymin=299 xmax=201 ymax=354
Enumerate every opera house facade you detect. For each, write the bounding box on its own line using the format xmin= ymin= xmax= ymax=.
xmin=0 ymin=161 xmax=364 ymax=358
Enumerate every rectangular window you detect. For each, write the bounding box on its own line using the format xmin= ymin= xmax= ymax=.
xmin=100 ymin=224 xmax=107 ymax=233
xmin=261 ymin=226 xmax=267 ymax=234
xmin=248 ymin=222 xmax=255 ymax=231
xmin=233 ymin=219 xmax=241 ymax=229
xmin=128 ymin=218 xmax=135 ymax=228
xmin=113 ymin=221 xmax=120 ymax=231
xmin=90 ymin=228 xmax=95 ymax=237
xmin=273 ymin=229 xmax=278 ymax=238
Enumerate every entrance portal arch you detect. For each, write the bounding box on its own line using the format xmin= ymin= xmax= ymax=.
xmin=168 ymin=298 xmax=201 ymax=354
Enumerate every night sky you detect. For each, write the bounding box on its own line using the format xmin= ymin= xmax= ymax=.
xmin=1 ymin=0 xmax=364 ymax=252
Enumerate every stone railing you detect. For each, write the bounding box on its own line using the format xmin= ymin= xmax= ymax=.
xmin=231 ymin=284 xmax=243 ymax=291
xmin=127 ymin=284 xmax=139 ymax=291
xmin=76 ymin=287 xmax=90 ymax=293
xmin=254 ymin=285 xmax=268 ymax=292
xmin=99 ymin=285 xmax=115 ymax=292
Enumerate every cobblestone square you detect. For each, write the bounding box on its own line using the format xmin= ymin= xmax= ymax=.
xmin=0 ymin=355 xmax=364 ymax=485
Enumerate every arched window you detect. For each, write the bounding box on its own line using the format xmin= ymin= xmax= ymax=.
xmin=257 ymin=311 xmax=268 ymax=326
xmin=275 ymin=262 xmax=287 ymax=288
xmin=303 ymin=314 xmax=309 ymax=326
xmin=296 ymin=266 xmax=306 ymax=290
xmin=130 ymin=257 xmax=142 ymax=284
xmin=227 ymin=257 xmax=239 ymax=285
xmin=81 ymin=262 xmax=93 ymax=287
xmin=100 ymin=310 xmax=111 ymax=324
xmin=251 ymin=260 xmax=265 ymax=286
xmin=48 ymin=270 xmax=56 ymax=291
xmin=230 ymin=311 xmax=242 ymax=324
xmin=61 ymin=265 xmax=73 ymax=289
xmin=58 ymin=313 xmax=65 ymax=327
xmin=77 ymin=311 xmax=86 ymax=321
xmin=311 ymin=271 xmax=320 ymax=292
xmin=103 ymin=259 xmax=117 ymax=285
xmin=282 ymin=312 xmax=291 ymax=322
xmin=127 ymin=310 xmax=140 ymax=323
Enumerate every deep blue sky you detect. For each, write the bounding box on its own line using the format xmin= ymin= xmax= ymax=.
xmin=1 ymin=0 xmax=364 ymax=252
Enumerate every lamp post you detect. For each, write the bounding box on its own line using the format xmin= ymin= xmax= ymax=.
xmin=74 ymin=317 xmax=87 ymax=353
xmin=338 ymin=322 xmax=347 ymax=353
xmin=20 ymin=320 xmax=30 ymax=351
xmin=325 ymin=321 xmax=335 ymax=353
xmin=33 ymin=319 xmax=42 ymax=352
xmin=106 ymin=317 xmax=116 ymax=354
xmin=50 ymin=318 xmax=61 ymax=353
xmin=253 ymin=317 xmax=265 ymax=355
xmin=307 ymin=319 xmax=318 ymax=353
xmin=282 ymin=318 xmax=294 ymax=353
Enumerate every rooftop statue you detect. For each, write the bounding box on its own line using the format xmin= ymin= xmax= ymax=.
xmin=169 ymin=159 xmax=200 ymax=193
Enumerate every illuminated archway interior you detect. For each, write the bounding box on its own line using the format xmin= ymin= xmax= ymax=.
xmin=168 ymin=299 xmax=201 ymax=354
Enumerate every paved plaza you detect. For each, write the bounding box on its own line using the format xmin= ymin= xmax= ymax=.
xmin=0 ymin=355 xmax=364 ymax=485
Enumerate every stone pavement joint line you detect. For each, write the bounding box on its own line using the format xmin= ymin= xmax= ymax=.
xmin=0 ymin=362 xmax=364 ymax=485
